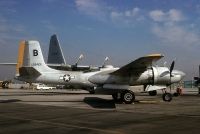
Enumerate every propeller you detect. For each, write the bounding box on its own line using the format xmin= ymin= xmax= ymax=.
xmin=163 ymin=61 xmax=167 ymax=67
xmin=170 ymin=60 xmax=175 ymax=77
xmin=169 ymin=60 xmax=175 ymax=92
xmin=75 ymin=54 xmax=84 ymax=66
xmin=102 ymin=57 xmax=109 ymax=67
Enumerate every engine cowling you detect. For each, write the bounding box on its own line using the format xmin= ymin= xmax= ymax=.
xmin=152 ymin=67 xmax=171 ymax=85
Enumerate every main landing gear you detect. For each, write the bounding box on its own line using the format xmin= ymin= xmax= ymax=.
xmin=112 ymin=90 xmax=135 ymax=104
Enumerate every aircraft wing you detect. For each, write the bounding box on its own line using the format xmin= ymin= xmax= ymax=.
xmin=19 ymin=67 xmax=41 ymax=77
xmin=111 ymin=54 xmax=164 ymax=76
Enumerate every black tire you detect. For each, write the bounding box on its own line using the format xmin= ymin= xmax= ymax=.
xmin=148 ymin=90 xmax=157 ymax=96
xmin=162 ymin=93 xmax=172 ymax=102
xmin=121 ymin=90 xmax=135 ymax=104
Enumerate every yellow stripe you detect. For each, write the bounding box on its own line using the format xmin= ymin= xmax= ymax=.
xmin=146 ymin=53 xmax=164 ymax=57
xmin=16 ymin=41 xmax=25 ymax=75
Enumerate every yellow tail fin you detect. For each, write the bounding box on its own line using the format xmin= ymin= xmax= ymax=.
xmin=16 ymin=41 xmax=25 ymax=76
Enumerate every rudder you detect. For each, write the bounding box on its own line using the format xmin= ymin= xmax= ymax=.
xmin=47 ymin=34 xmax=66 ymax=64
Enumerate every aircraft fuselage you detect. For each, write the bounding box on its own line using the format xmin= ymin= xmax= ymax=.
xmin=17 ymin=66 xmax=185 ymax=90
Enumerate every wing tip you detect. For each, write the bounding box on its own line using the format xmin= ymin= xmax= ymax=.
xmin=145 ymin=53 xmax=164 ymax=58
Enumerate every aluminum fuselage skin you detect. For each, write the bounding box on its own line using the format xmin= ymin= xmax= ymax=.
xmin=17 ymin=66 xmax=185 ymax=89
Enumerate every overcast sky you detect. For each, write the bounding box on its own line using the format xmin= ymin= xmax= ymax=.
xmin=0 ymin=0 xmax=200 ymax=80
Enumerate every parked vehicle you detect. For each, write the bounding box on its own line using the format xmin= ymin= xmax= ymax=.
xmin=33 ymin=83 xmax=56 ymax=90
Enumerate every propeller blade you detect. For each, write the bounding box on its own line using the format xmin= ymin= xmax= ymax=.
xmin=170 ymin=61 xmax=175 ymax=76
xmin=169 ymin=60 xmax=175 ymax=92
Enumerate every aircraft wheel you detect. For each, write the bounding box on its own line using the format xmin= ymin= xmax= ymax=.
xmin=162 ymin=93 xmax=172 ymax=102
xmin=121 ymin=90 xmax=135 ymax=104
xmin=148 ymin=90 xmax=157 ymax=96
xmin=112 ymin=93 xmax=122 ymax=102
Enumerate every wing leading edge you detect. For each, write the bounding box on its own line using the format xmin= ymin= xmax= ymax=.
xmin=111 ymin=54 xmax=164 ymax=76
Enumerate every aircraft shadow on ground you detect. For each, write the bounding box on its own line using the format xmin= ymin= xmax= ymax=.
xmin=20 ymin=100 xmax=83 ymax=103
xmin=83 ymin=97 xmax=116 ymax=109
xmin=0 ymin=99 xmax=21 ymax=103
xmin=0 ymin=92 xmax=89 ymax=96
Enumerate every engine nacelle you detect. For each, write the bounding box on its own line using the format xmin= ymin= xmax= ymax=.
xmin=152 ymin=67 xmax=171 ymax=85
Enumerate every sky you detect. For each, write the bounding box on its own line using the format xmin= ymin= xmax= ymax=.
xmin=0 ymin=0 xmax=200 ymax=80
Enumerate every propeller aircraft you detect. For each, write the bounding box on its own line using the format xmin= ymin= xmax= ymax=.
xmin=16 ymin=40 xmax=185 ymax=104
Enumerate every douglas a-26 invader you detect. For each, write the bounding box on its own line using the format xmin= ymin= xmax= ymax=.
xmin=17 ymin=41 xmax=185 ymax=104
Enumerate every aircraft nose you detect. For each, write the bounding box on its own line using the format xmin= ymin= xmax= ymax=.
xmin=180 ymin=71 xmax=186 ymax=79
xmin=170 ymin=70 xmax=185 ymax=84
xmin=177 ymin=70 xmax=186 ymax=79
xmin=172 ymin=70 xmax=186 ymax=80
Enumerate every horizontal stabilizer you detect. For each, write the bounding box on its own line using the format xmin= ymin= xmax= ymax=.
xmin=111 ymin=54 xmax=164 ymax=76
xmin=19 ymin=67 xmax=41 ymax=77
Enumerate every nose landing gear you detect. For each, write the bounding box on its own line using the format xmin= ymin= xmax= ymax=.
xmin=162 ymin=93 xmax=173 ymax=102
xmin=162 ymin=88 xmax=173 ymax=102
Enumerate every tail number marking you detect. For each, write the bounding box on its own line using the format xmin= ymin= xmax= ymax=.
xmin=33 ymin=50 xmax=38 ymax=56
xmin=32 ymin=50 xmax=41 ymax=66
xmin=31 ymin=63 xmax=42 ymax=66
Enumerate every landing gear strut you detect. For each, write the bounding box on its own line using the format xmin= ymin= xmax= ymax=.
xmin=112 ymin=90 xmax=135 ymax=104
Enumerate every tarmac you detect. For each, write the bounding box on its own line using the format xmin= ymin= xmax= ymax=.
xmin=0 ymin=88 xmax=200 ymax=134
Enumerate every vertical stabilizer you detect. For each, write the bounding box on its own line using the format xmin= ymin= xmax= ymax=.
xmin=16 ymin=41 xmax=25 ymax=76
xmin=22 ymin=41 xmax=51 ymax=72
xmin=47 ymin=34 xmax=66 ymax=64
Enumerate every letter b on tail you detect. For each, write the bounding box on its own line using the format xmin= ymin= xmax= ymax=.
xmin=33 ymin=49 xmax=38 ymax=56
